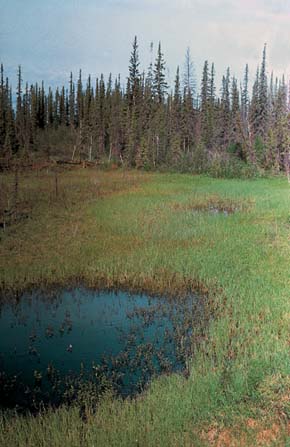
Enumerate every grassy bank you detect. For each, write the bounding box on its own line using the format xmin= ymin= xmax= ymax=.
xmin=0 ymin=168 xmax=289 ymax=446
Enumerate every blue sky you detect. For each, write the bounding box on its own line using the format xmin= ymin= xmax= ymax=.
xmin=1 ymin=0 xmax=290 ymax=91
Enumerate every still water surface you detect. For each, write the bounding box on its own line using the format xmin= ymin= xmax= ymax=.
xmin=0 ymin=288 xmax=197 ymax=410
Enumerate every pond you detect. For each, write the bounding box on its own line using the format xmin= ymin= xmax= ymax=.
xmin=0 ymin=288 xmax=201 ymax=412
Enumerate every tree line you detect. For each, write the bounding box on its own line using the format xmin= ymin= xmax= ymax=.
xmin=0 ymin=38 xmax=289 ymax=176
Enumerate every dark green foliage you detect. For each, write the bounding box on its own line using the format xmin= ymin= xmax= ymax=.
xmin=15 ymin=66 xmax=24 ymax=149
xmin=153 ymin=42 xmax=168 ymax=104
xmin=241 ymin=64 xmax=249 ymax=126
xmin=128 ymin=36 xmax=141 ymax=108
xmin=253 ymin=135 xmax=265 ymax=165
xmin=258 ymin=44 xmax=269 ymax=140
xmin=200 ymin=60 xmax=210 ymax=147
xmin=0 ymin=64 xmax=8 ymax=152
xmin=220 ymin=68 xmax=231 ymax=149
xmin=209 ymin=153 xmax=260 ymax=179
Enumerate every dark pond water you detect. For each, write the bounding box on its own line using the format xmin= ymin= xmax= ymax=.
xmin=0 ymin=288 xmax=200 ymax=411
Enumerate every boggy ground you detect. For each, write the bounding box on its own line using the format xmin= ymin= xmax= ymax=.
xmin=0 ymin=167 xmax=289 ymax=446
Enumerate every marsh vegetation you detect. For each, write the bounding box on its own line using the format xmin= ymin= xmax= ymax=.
xmin=0 ymin=167 xmax=289 ymax=446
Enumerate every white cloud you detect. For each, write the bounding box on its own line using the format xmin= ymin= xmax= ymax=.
xmin=2 ymin=0 xmax=290 ymax=89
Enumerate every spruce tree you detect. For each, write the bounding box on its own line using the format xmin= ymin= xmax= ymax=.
xmin=38 ymin=82 xmax=46 ymax=129
xmin=220 ymin=67 xmax=231 ymax=149
xmin=15 ymin=66 xmax=24 ymax=150
xmin=143 ymin=46 xmax=154 ymax=129
xmin=153 ymin=42 xmax=168 ymax=104
xmin=200 ymin=60 xmax=214 ymax=148
xmin=105 ymin=73 xmax=113 ymax=159
xmin=274 ymin=77 xmax=288 ymax=170
xmin=59 ymin=86 xmax=66 ymax=126
xmin=69 ymin=72 xmax=75 ymax=128
xmin=173 ymin=66 xmax=182 ymax=124
xmin=208 ymin=62 xmax=216 ymax=147
xmin=128 ymin=36 xmax=140 ymax=108
xmin=182 ymin=60 xmax=196 ymax=154
xmin=97 ymin=74 xmax=106 ymax=156
xmin=135 ymin=133 xmax=150 ymax=169
xmin=76 ymin=70 xmax=83 ymax=127
xmin=109 ymin=76 xmax=123 ymax=161
xmin=230 ymin=76 xmax=243 ymax=157
xmin=30 ymin=83 xmax=39 ymax=145
xmin=22 ymin=82 xmax=30 ymax=151
xmin=0 ymin=64 xmax=7 ymax=151
xmin=169 ymin=67 xmax=182 ymax=165
xmin=183 ymin=47 xmax=196 ymax=102
xmin=47 ymin=87 xmax=54 ymax=127
xmin=258 ymin=44 xmax=269 ymax=141
xmin=241 ymin=64 xmax=249 ymax=128
xmin=3 ymin=86 xmax=17 ymax=157
xmin=80 ymin=74 xmax=94 ymax=160
xmin=54 ymin=87 xmax=60 ymax=127
xmin=249 ymin=67 xmax=260 ymax=163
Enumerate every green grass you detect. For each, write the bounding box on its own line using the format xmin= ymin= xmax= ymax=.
xmin=0 ymin=169 xmax=289 ymax=446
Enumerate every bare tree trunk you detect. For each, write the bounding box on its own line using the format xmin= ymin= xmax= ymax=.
xmin=108 ymin=143 xmax=112 ymax=162
xmin=238 ymin=117 xmax=255 ymax=164
xmin=79 ymin=122 xmax=83 ymax=162
xmin=13 ymin=166 xmax=19 ymax=206
xmin=71 ymin=145 xmax=77 ymax=161
xmin=284 ymin=149 xmax=290 ymax=183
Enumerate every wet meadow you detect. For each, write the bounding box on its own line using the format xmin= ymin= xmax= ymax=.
xmin=0 ymin=167 xmax=289 ymax=446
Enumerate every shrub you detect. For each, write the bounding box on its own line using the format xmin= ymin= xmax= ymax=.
xmin=206 ymin=150 xmax=262 ymax=179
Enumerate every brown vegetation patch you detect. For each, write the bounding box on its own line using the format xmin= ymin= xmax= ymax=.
xmin=202 ymin=426 xmax=246 ymax=447
xmin=258 ymin=374 xmax=290 ymax=419
xmin=0 ymin=268 xmax=213 ymax=307
xmin=256 ymin=423 xmax=280 ymax=446
xmin=246 ymin=418 xmax=258 ymax=429
xmin=201 ymin=419 xmax=288 ymax=447
xmin=172 ymin=194 xmax=254 ymax=215
xmin=0 ymin=168 xmax=148 ymax=231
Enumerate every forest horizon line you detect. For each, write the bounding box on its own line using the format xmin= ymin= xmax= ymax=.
xmin=1 ymin=37 xmax=289 ymax=178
